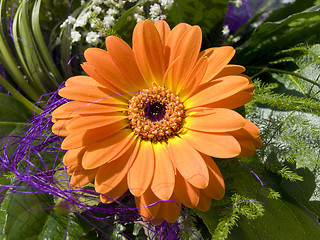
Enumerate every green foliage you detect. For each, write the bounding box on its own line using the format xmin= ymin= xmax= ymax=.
xmin=235 ymin=4 xmax=320 ymax=65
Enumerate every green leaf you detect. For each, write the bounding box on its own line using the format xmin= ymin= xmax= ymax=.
xmin=229 ymin=198 xmax=320 ymax=240
xmin=0 ymin=93 xmax=32 ymax=136
xmin=281 ymin=168 xmax=320 ymax=217
xmin=39 ymin=211 xmax=86 ymax=240
xmin=3 ymin=192 xmax=54 ymax=239
xmin=236 ymin=4 xmax=320 ymax=65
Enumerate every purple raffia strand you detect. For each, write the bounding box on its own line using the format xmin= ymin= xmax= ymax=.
xmin=0 ymin=84 xmax=184 ymax=239
xmin=67 ymin=53 xmax=84 ymax=76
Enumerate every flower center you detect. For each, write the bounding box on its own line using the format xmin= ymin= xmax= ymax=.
xmin=127 ymin=86 xmax=184 ymax=142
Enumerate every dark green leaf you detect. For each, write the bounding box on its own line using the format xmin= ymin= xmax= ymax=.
xmin=236 ymin=4 xmax=320 ymax=65
xmin=229 ymin=198 xmax=320 ymax=240
xmin=281 ymin=168 xmax=320 ymax=218
xmin=0 ymin=93 xmax=32 ymax=136
xmin=3 ymin=192 xmax=54 ymax=240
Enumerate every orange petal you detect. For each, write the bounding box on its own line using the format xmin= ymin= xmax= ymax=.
xmin=66 ymin=112 xmax=127 ymax=131
xmin=65 ymin=76 xmax=104 ymax=87
xmin=133 ymin=20 xmax=165 ymax=85
xmin=151 ymin=142 xmax=175 ymax=200
xmin=95 ymin=142 xmax=136 ymax=194
xmin=196 ymin=191 xmax=212 ymax=212
xmin=82 ymin=129 xmax=136 ymax=169
xmin=184 ymin=75 xmax=250 ymax=108
xmin=202 ymin=154 xmax=225 ymax=200
xmin=135 ymin=188 xmax=161 ymax=222
xmin=52 ymin=101 xmax=127 ymax=119
xmin=62 ymin=147 xmax=85 ymax=168
xmin=106 ymin=36 xmax=147 ymax=90
xmin=201 ymin=46 xmax=235 ymax=83
xmin=70 ymin=168 xmax=98 ymax=188
xmin=100 ymin=177 xmax=128 ymax=203
xmin=166 ymin=23 xmax=191 ymax=63
xmin=181 ymin=130 xmax=241 ymax=158
xmin=173 ymin=172 xmax=200 ymax=208
xmin=185 ymin=108 xmax=246 ymax=133
xmin=213 ymin=64 xmax=246 ymax=79
xmin=179 ymin=55 xmax=208 ymax=100
xmin=158 ymin=195 xmax=181 ymax=223
xmin=154 ymin=20 xmax=171 ymax=45
xmin=61 ymin=119 xmax=128 ymax=150
xmin=84 ymin=48 xmax=138 ymax=94
xmin=168 ymin=137 xmax=209 ymax=189
xmin=168 ymin=26 xmax=202 ymax=94
xmin=206 ymin=84 xmax=254 ymax=109
xmin=128 ymin=140 xmax=155 ymax=197
xmin=58 ymin=85 xmax=127 ymax=104
xmin=52 ymin=118 xmax=71 ymax=136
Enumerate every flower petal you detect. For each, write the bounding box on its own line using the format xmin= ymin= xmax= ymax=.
xmin=158 ymin=195 xmax=181 ymax=223
xmin=135 ymin=188 xmax=161 ymax=222
xmin=95 ymin=144 xmax=134 ymax=194
xmin=184 ymin=75 xmax=250 ymax=108
xmin=185 ymin=108 xmax=246 ymax=133
xmin=52 ymin=118 xmax=71 ymax=136
xmin=202 ymin=154 xmax=225 ymax=200
xmin=66 ymin=112 xmax=127 ymax=131
xmin=52 ymin=101 xmax=126 ymax=119
xmin=106 ymin=36 xmax=147 ymax=89
xmin=173 ymin=172 xmax=200 ymax=208
xmin=206 ymin=84 xmax=254 ymax=109
xmin=82 ymin=129 xmax=136 ymax=169
xmin=213 ymin=64 xmax=246 ymax=79
xmin=128 ymin=140 xmax=155 ymax=197
xmin=154 ymin=20 xmax=171 ymax=45
xmin=58 ymin=85 xmax=127 ymax=104
xmin=196 ymin=191 xmax=212 ymax=212
xmin=61 ymin=119 xmax=128 ymax=150
xmin=100 ymin=177 xmax=128 ymax=203
xmin=181 ymin=130 xmax=241 ymax=158
xmin=84 ymin=48 xmax=138 ymax=93
xmin=168 ymin=26 xmax=202 ymax=94
xmin=133 ymin=20 xmax=165 ymax=85
xmin=201 ymin=46 xmax=235 ymax=83
xmin=70 ymin=168 xmax=98 ymax=188
xmin=168 ymin=137 xmax=209 ymax=189
xmin=151 ymin=142 xmax=175 ymax=200
xmin=65 ymin=76 xmax=104 ymax=87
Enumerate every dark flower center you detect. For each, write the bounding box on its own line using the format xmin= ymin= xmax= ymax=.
xmin=145 ymin=102 xmax=166 ymax=122
xmin=127 ymin=85 xmax=184 ymax=142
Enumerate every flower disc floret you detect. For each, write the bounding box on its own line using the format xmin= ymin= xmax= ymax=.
xmin=128 ymin=86 xmax=184 ymax=142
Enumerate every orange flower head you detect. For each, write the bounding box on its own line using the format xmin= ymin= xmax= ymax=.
xmin=52 ymin=20 xmax=262 ymax=224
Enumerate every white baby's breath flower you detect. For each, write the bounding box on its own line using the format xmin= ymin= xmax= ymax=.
xmin=86 ymin=31 xmax=101 ymax=45
xmin=74 ymin=12 xmax=91 ymax=28
xmin=93 ymin=0 xmax=103 ymax=5
xmin=234 ymin=0 xmax=242 ymax=7
xmin=71 ymin=30 xmax=82 ymax=43
xmin=134 ymin=13 xmax=145 ymax=22
xmin=160 ymin=0 xmax=174 ymax=10
xmin=222 ymin=25 xmax=230 ymax=36
xmin=103 ymin=15 xmax=115 ymax=27
xmin=150 ymin=3 xmax=161 ymax=18
xmin=93 ymin=6 xmax=102 ymax=14
xmin=107 ymin=8 xmax=119 ymax=16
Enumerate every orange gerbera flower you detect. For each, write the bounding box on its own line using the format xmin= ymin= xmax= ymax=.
xmin=52 ymin=20 xmax=261 ymax=224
